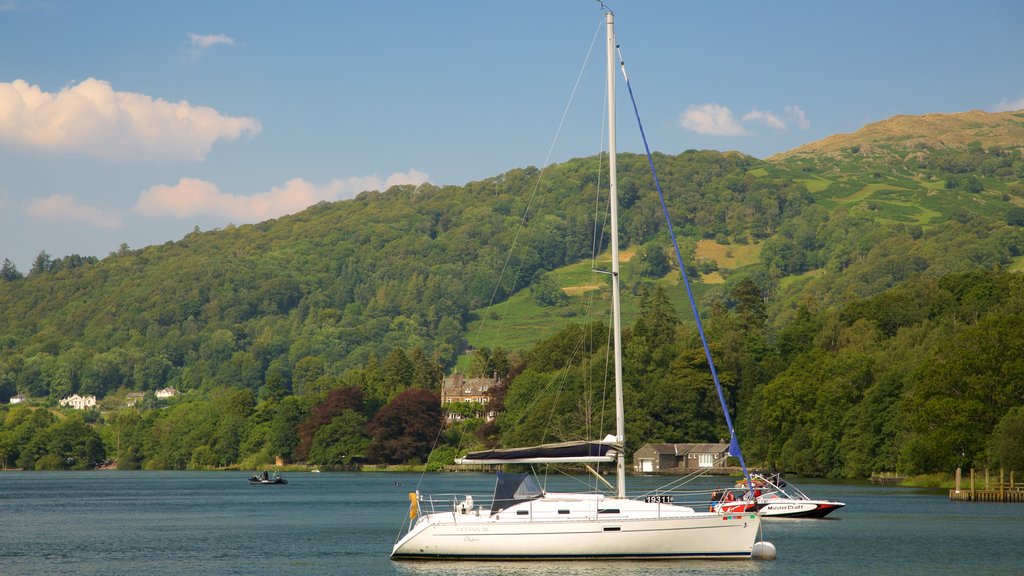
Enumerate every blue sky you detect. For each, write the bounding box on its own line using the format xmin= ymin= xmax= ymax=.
xmin=1 ymin=0 xmax=1021 ymax=271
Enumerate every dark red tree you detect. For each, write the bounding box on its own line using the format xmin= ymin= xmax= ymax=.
xmin=293 ymin=386 xmax=364 ymax=461
xmin=366 ymin=387 xmax=442 ymax=463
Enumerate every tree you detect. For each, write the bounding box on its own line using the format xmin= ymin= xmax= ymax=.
xmin=261 ymin=358 xmax=291 ymax=401
xmin=729 ymin=277 xmax=767 ymax=329
xmin=468 ymin=346 xmax=512 ymax=380
xmin=366 ymin=387 xmax=442 ymax=464
xmin=381 ymin=348 xmax=414 ymax=401
xmin=0 ymin=258 xmax=22 ymax=281
xmin=2 ymin=406 xmax=56 ymax=468
xmin=294 ymin=386 xmax=364 ymax=461
xmin=307 ymin=409 xmax=370 ymax=465
xmin=409 ymin=347 xmax=444 ymax=390
xmin=267 ymin=397 xmax=304 ymax=463
xmin=989 ymin=406 xmax=1024 ymax=471
xmin=103 ymin=410 xmax=145 ymax=469
xmin=292 ymin=356 xmax=325 ymax=396
xmin=634 ymin=242 xmax=670 ymax=279
xmin=39 ymin=415 xmax=106 ymax=470
xmin=632 ymin=285 xmax=680 ymax=351
xmin=1007 ymin=206 xmax=1024 ymax=227
xmin=31 ymin=251 xmax=53 ymax=275
xmin=529 ymin=271 xmax=568 ymax=307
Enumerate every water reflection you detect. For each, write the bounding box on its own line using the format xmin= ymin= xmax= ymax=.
xmin=394 ymin=559 xmax=770 ymax=576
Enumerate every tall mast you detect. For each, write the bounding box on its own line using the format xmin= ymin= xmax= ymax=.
xmin=606 ymin=10 xmax=626 ymax=499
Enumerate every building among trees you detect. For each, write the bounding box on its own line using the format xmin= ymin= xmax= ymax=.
xmin=59 ymin=394 xmax=97 ymax=410
xmin=632 ymin=443 xmax=731 ymax=474
xmin=440 ymin=371 xmax=497 ymax=421
xmin=155 ymin=387 xmax=179 ymax=399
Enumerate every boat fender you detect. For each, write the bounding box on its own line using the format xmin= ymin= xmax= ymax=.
xmin=408 ymin=492 xmax=418 ymax=520
xmin=751 ymin=540 xmax=777 ymax=560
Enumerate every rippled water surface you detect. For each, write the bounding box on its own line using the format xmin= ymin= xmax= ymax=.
xmin=1 ymin=471 xmax=1021 ymax=575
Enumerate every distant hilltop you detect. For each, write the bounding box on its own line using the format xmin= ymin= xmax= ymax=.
xmin=769 ymin=109 xmax=1024 ymax=161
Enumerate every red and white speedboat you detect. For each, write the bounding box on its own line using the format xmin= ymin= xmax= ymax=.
xmin=714 ymin=473 xmax=845 ymax=519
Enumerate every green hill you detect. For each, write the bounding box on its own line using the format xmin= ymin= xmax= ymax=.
xmin=1 ymin=109 xmax=1023 ymax=476
xmin=770 ymin=108 xmax=1024 ymax=161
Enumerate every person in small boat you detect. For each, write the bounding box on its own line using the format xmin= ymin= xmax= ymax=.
xmin=262 ymin=471 xmax=269 ymax=481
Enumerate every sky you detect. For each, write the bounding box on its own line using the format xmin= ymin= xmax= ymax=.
xmin=1 ymin=0 xmax=1022 ymax=271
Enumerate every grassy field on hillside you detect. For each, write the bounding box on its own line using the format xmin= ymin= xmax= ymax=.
xmin=465 ymin=245 xmax=723 ymax=356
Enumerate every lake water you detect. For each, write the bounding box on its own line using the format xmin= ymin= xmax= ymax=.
xmin=0 ymin=471 xmax=1021 ymax=575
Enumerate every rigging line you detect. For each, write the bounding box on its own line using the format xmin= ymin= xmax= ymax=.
xmin=469 ymin=17 xmax=605 ymax=352
xmin=459 ymin=18 xmax=605 ymax=461
xmin=647 ymin=460 xmax=724 ymax=494
xmin=500 ymin=334 xmax=587 ymax=440
xmin=615 ymin=44 xmax=757 ymax=497
xmin=591 ymin=57 xmax=610 ymax=273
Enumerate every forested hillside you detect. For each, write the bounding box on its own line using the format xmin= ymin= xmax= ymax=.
xmin=1 ymin=109 xmax=1023 ymax=476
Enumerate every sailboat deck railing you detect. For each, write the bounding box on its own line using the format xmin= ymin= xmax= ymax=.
xmin=412 ymin=488 xmax=742 ymax=520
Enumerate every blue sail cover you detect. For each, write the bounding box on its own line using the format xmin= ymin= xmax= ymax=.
xmin=490 ymin=471 xmax=544 ymax=514
xmin=457 ymin=440 xmax=620 ymax=465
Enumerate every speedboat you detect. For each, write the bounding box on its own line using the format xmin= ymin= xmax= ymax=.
xmin=715 ymin=473 xmax=844 ymax=518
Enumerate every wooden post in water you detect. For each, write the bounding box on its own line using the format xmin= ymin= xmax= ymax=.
xmin=970 ymin=468 xmax=975 ymax=499
xmin=985 ymin=467 xmax=989 ymax=490
xmin=1001 ymin=469 xmax=1005 ymax=497
xmin=955 ymin=467 xmax=961 ymax=493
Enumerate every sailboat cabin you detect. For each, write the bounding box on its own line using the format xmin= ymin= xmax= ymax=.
xmin=633 ymin=443 xmax=731 ymax=474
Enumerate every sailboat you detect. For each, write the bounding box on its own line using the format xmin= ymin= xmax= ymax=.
xmin=391 ymin=10 xmax=770 ymax=561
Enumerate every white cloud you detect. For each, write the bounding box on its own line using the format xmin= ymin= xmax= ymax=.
xmin=188 ymin=33 xmax=236 ymax=49
xmin=26 ymin=194 xmax=121 ymax=228
xmin=993 ymin=97 xmax=1024 ymax=112
xmin=0 ymin=78 xmax=261 ymax=161
xmin=135 ymin=170 xmax=430 ymax=221
xmin=382 ymin=169 xmax=430 ymax=189
xmin=785 ymin=105 xmax=811 ymax=129
xmin=679 ymin=104 xmax=748 ymax=136
xmin=680 ymin=103 xmax=811 ymax=135
xmin=742 ymin=109 xmax=786 ymax=130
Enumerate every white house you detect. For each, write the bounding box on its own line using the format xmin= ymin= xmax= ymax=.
xmin=59 ymin=394 xmax=97 ymax=410
xmin=9 ymin=394 xmax=26 ymax=404
xmin=155 ymin=387 xmax=179 ymax=399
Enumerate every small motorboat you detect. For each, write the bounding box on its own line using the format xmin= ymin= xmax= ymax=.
xmin=248 ymin=471 xmax=287 ymax=485
xmin=714 ymin=473 xmax=844 ymax=518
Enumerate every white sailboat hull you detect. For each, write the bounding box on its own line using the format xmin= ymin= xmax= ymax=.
xmin=392 ymin=497 xmax=760 ymax=560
